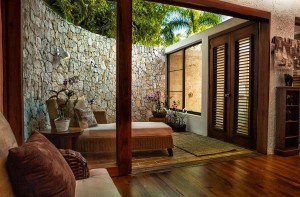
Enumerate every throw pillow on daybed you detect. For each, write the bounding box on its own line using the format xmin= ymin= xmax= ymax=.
xmin=6 ymin=131 xmax=76 ymax=197
xmin=74 ymin=107 xmax=98 ymax=130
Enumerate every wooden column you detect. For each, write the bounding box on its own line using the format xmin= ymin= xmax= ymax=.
xmin=2 ymin=0 xmax=23 ymax=145
xmin=0 ymin=1 xmax=3 ymax=113
xmin=116 ymin=0 xmax=132 ymax=175
xmin=256 ymin=22 xmax=270 ymax=154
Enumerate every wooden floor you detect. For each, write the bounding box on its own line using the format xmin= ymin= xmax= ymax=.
xmin=86 ymin=132 xmax=253 ymax=173
xmin=113 ymin=155 xmax=300 ymax=197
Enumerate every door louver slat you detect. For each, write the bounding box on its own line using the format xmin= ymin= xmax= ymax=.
xmin=213 ymin=45 xmax=226 ymax=130
xmin=235 ymin=37 xmax=252 ymax=135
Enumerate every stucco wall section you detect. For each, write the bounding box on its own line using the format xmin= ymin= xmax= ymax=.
xmin=22 ymin=0 xmax=166 ymax=138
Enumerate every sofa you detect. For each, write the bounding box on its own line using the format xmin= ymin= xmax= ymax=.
xmin=0 ymin=112 xmax=120 ymax=197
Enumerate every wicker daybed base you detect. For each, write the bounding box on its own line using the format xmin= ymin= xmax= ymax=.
xmin=79 ymin=122 xmax=174 ymax=156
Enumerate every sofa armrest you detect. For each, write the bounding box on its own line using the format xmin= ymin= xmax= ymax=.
xmin=75 ymin=169 xmax=121 ymax=197
xmin=93 ymin=111 xmax=107 ymax=124
xmin=59 ymin=149 xmax=89 ymax=180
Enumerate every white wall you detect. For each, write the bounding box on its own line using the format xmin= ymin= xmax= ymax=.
xmin=165 ymin=18 xmax=247 ymax=136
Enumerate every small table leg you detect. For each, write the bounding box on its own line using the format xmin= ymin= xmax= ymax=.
xmin=72 ymin=136 xmax=80 ymax=151
xmin=167 ymin=148 xmax=173 ymax=156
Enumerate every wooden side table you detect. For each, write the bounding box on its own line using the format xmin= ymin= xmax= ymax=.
xmin=40 ymin=128 xmax=82 ymax=151
xmin=149 ymin=116 xmax=166 ymax=122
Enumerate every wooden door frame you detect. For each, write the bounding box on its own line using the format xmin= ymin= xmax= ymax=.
xmin=147 ymin=0 xmax=270 ymax=154
xmin=1 ymin=0 xmax=270 ymax=176
xmin=1 ymin=0 xmax=23 ymax=145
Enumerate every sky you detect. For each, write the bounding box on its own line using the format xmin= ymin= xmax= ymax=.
xmin=172 ymin=14 xmax=232 ymax=38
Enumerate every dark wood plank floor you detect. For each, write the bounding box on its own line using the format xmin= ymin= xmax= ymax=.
xmin=113 ymin=155 xmax=300 ymax=197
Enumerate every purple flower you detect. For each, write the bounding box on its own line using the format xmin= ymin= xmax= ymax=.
xmin=63 ymin=79 xmax=68 ymax=86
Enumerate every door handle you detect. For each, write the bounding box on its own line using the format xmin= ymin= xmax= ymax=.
xmin=224 ymin=93 xmax=230 ymax=98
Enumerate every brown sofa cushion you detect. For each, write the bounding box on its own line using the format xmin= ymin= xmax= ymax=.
xmin=74 ymin=107 xmax=98 ymax=129
xmin=6 ymin=131 xmax=76 ymax=197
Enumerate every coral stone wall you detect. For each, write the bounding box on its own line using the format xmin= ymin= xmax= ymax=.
xmin=22 ymin=0 xmax=166 ymax=139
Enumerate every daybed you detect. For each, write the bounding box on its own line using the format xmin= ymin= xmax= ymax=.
xmin=46 ymin=101 xmax=174 ymax=156
xmin=80 ymin=122 xmax=174 ymax=156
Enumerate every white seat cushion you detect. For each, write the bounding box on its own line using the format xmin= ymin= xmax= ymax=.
xmin=75 ymin=169 xmax=120 ymax=197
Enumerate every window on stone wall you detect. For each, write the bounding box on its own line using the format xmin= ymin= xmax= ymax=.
xmin=167 ymin=43 xmax=202 ymax=114
xmin=168 ymin=50 xmax=183 ymax=110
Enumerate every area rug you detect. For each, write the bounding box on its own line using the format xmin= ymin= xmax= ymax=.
xmin=130 ymin=132 xmax=257 ymax=175
xmin=173 ymin=132 xmax=239 ymax=156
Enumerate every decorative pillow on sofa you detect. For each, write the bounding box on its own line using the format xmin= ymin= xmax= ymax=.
xmin=6 ymin=131 xmax=76 ymax=197
xmin=74 ymin=107 xmax=98 ymax=129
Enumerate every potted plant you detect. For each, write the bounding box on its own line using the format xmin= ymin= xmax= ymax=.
xmin=144 ymin=91 xmax=166 ymax=117
xmin=48 ymin=76 xmax=79 ymax=132
xmin=166 ymin=100 xmax=188 ymax=132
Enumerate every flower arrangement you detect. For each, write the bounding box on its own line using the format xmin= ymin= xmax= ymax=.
xmin=49 ymin=76 xmax=79 ymax=120
xmin=144 ymin=91 xmax=167 ymax=117
xmin=166 ymin=100 xmax=188 ymax=131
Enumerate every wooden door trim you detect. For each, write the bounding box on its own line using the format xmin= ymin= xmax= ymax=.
xmin=208 ymin=21 xmax=255 ymax=40
xmin=256 ymin=22 xmax=270 ymax=154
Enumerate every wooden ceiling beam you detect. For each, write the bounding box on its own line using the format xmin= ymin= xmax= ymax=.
xmin=146 ymin=0 xmax=270 ymax=21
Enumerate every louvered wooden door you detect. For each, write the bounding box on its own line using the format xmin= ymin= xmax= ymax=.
xmin=209 ymin=34 xmax=230 ymax=141
xmin=209 ymin=23 xmax=258 ymax=149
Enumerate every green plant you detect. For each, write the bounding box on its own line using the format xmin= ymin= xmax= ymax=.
xmin=166 ymin=100 xmax=188 ymax=127
xmin=43 ymin=0 xmax=221 ymax=46
xmin=161 ymin=10 xmax=221 ymax=46
xmin=48 ymin=76 xmax=79 ymax=120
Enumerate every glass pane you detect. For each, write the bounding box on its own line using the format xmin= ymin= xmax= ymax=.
xmin=213 ymin=45 xmax=226 ymax=130
xmin=185 ymin=43 xmax=202 ymax=113
xmin=235 ymin=37 xmax=251 ymax=135
xmin=23 ymin=0 xmax=117 ymax=167
xmin=169 ymin=92 xmax=183 ymax=110
xmin=169 ymin=70 xmax=183 ymax=91
xmin=169 ymin=51 xmax=183 ymax=71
